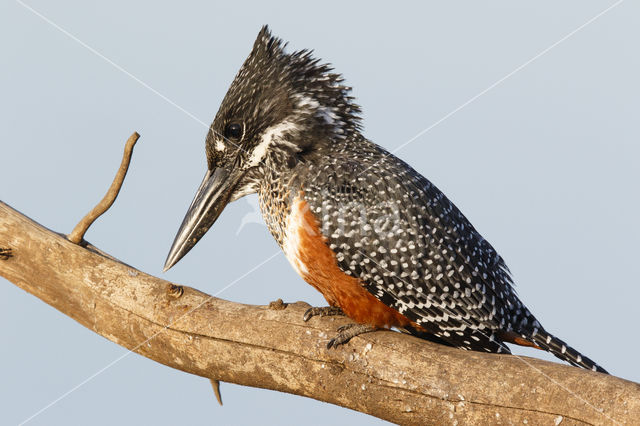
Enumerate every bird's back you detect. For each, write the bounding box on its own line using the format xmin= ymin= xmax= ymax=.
xmin=259 ymin=138 xmax=534 ymax=353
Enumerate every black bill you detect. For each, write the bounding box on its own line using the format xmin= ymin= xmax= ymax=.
xmin=163 ymin=167 xmax=242 ymax=271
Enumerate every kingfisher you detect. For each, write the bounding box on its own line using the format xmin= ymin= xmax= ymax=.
xmin=164 ymin=26 xmax=607 ymax=374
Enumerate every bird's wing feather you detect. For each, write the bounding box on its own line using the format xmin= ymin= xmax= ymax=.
xmin=302 ymin=145 xmax=529 ymax=352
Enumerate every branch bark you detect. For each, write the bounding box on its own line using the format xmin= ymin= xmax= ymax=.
xmin=1 ymin=202 xmax=639 ymax=424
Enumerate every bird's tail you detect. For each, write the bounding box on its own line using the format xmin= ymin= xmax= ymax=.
xmin=527 ymin=328 xmax=608 ymax=374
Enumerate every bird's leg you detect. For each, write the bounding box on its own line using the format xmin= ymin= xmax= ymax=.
xmin=302 ymin=306 xmax=344 ymax=322
xmin=327 ymin=323 xmax=376 ymax=349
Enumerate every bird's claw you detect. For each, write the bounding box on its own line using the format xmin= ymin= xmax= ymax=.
xmin=327 ymin=323 xmax=376 ymax=349
xmin=302 ymin=306 xmax=344 ymax=322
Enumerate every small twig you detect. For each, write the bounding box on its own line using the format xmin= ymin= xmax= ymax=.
xmin=210 ymin=379 xmax=223 ymax=406
xmin=68 ymin=132 xmax=140 ymax=244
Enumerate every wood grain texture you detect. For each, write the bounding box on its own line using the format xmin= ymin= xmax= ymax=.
xmin=1 ymin=201 xmax=638 ymax=425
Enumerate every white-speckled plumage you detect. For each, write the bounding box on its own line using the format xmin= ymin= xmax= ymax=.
xmin=192 ymin=26 xmax=607 ymax=374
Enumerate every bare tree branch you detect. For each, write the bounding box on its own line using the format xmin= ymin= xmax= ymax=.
xmin=67 ymin=131 xmax=140 ymax=244
xmin=1 ymin=132 xmax=638 ymax=425
xmin=1 ymin=202 xmax=639 ymax=424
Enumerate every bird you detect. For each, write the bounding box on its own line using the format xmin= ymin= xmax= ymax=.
xmin=164 ymin=26 xmax=607 ymax=374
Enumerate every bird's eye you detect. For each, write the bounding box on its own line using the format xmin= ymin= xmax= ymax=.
xmin=223 ymin=123 xmax=243 ymax=140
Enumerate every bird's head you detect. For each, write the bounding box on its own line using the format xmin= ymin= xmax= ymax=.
xmin=164 ymin=25 xmax=361 ymax=270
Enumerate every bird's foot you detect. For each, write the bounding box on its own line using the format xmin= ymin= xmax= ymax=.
xmin=303 ymin=306 xmax=344 ymax=322
xmin=327 ymin=323 xmax=376 ymax=349
xmin=0 ymin=248 xmax=12 ymax=260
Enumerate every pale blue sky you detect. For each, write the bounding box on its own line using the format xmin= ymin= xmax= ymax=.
xmin=1 ymin=1 xmax=638 ymax=425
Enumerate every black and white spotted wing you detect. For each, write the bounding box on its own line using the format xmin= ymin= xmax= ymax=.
xmin=302 ymin=142 xmax=537 ymax=353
